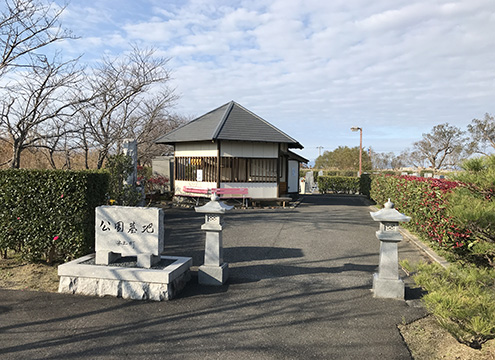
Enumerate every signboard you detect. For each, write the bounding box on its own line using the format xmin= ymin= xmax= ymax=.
xmin=95 ymin=206 xmax=164 ymax=256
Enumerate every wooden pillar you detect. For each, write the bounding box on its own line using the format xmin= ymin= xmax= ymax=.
xmin=277 ymin=144 xmax=281 ymax=197
xmin=216 ymin=141 xmax=221 ymax=188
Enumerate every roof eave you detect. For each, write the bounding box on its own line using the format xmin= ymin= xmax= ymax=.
xmin=287 ymin=149 xmax=309 ymax=163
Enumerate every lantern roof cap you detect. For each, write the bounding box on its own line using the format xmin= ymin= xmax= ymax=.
xmin=195 ymin=194 xmax=234 ymax=214
xmin=370 ymin=199 xmax=411 ymax=223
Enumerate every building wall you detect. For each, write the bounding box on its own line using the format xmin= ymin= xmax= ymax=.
xmin=175 ymin=142 xmax=217 ymax=157
xmin=175 ymin=141 xmax=279 ymax=158
xmin=152 ymin=156 xmax=173 ymax=177
xmin=173 ymin=141 xmax=288 ymax=199
xmin=221 ymin=141 xmax=278 ymax=158
xmin=151 ymin=156 xmax=174 ymax=190
xmin=222 ymin=182 xmax=277 ymax=198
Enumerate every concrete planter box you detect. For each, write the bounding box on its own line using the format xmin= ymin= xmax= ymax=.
xmin=58 ymin=254 xmax=192 ymax=301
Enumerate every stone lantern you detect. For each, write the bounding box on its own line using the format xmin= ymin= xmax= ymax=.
xmin=370 ymin=199 xmax=411 ymax=299
xmin=195 ymin=193 xmax=233 ymax=285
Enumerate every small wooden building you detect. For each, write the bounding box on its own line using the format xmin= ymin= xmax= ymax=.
xmin=155 ymin=101 xmax=308 ymax=200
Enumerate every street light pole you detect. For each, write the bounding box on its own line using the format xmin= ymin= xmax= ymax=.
xmin=351 ymin=126 xmax=362 ymax=176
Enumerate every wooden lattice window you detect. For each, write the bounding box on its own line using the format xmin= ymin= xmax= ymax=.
xmin=175 ymin=156 xmax=278 ymax=183
xmin=175 ymin=157 xmax=218 ymax=182
xmin=221 ymin=157 xmax=277 ymax=183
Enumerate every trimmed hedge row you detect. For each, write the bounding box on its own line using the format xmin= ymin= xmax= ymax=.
xmin=318 ymin=176 xmax=360 ymax=194
xmin=0 ymin=169 xmax=109 ymax=263
xmin=370 ymin=174 xmax=477 ymax=261
xmin=300 ymin=170 xmax=358 ymax=179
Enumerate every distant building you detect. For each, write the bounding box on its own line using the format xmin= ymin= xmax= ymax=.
xmin=155 ymin=101 xmax=308 ymax=199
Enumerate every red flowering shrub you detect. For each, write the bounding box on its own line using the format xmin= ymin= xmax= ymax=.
xmin=370 ymin=175 xmax=472 ymax=256
xmin=143 ymin=175 xmax=170 ymax=195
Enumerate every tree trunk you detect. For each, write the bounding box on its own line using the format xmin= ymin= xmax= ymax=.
xmin=96 ymin=148 xmax=108 ymax=169
xmin=64 ymin=150 xmax=72 ymax=169
xmin=11 ymin=141 xmax=22 ymax=168
xmin=48 ymin=149 xmax=57 ymax=169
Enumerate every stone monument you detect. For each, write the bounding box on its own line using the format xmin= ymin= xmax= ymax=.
xmin=95 ymin=206 xmax=163 ymax=268
xmin=122 ymin=139 xmax=145 ymax=206
xmin=370 ymin=199 xmax=411 ymax=299
xmin=305 ymin=171 xmax=315 ymax=193
xmin=122 ymin=139 xmax=138 ymax=186
xmin=58 ymin=205 xmax=192 ymax=301
xmin=195 ymin=193 xmax=233 ymax=285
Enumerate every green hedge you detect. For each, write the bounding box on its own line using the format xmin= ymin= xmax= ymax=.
xmin=318 ymin=176 xmax=360 ymax=194
xmin=360 ymin=174 xmax=372 ymax=198
xmin=0 ymin=169 xmax=109 ymax=263
xmin=322 ymin=170 xmax=358 ymax=177
xmin=302 ymin=170 xmax=358 ymax=178
xmin=369 ymin=174 xmax=495 ymax=265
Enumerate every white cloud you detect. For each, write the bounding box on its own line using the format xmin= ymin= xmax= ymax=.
xmin=49 ymin=0 xmax=495 ymax=160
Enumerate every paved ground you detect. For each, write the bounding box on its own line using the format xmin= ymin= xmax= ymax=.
xmin=0 ymin=194 xmax=429 ymax=359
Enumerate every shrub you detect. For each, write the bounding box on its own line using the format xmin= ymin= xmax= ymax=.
xmin=105 ymin=154 xmax=142 ymax=206
xmin=370 ymin=174 xmax=474 ymax=260
xmin=318 ymin=176 xmax=360 ymax=194
xmin=446 ymin=156 xmax=495 ymax=266
xmin=145 ymin=175 xmax=170 ymax=194
xmin=313 ymin=170 xmax=319 ymax=184
xmin=137 ymin=165 xmax=152 ymax=180
xmin=0 ymin=169 xmax=109 ymax=263
xmin=360 ymin=173 xmax=372 ymax=198
xmin=412 ymin=262 xmax=495 ymax=349
xmin=322 ymin=170 xmax=358 ymax=177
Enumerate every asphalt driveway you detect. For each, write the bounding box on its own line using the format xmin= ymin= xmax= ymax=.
xmin=0 ymin=194 xmax=428 ymax=359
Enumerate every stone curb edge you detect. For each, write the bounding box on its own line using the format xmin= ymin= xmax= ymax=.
xmin=399 ymin=228 xmax=449 ymax=269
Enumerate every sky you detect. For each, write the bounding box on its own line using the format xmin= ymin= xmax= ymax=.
xmin=49 ymin=0 xmax=495 ymax=163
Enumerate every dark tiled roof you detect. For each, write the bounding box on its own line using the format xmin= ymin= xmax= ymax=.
xmin=155 ymin=101 xmax=303 ymax=149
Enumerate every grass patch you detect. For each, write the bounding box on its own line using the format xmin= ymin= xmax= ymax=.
xmin=409 ymin=261 xmax=495 ymax=349
xmin=0 ymin=253 xmax=59 ymax=292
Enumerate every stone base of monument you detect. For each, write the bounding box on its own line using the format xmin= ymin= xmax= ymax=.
xmin=372 ymin=273 xmax=404 ymax=299
xmin=58 ymin=254 xmax=192 ymax=301
xmin=198 ymin=263 xmax=229 ymax=286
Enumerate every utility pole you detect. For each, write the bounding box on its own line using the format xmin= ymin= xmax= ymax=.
xmin=351 ymin=127 xmax=363 ymax=176
xmin=316 ymin=146 xmax=324 ymax=157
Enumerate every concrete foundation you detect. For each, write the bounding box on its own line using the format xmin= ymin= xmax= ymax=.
xmin=372 ymin=273 xmax=404 ymax=299
xmin=58 ymin=254 xmax=192 ymax=301
xmin=198 ymin=263 xmax=229 ymax=286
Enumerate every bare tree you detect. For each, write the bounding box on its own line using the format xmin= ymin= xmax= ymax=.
xmin=370 ymin=151 xmax=406 ymax=170
xmin=406 ymin=123 xmax=468 ymax=170
xmin=390 ymin=153 xmax=406 ymax=170
xmin=399 ymin=148 xmax=427 ymax=169
xmin=0 ymin=55 xmax=85 ymax=168
xmin=80 ymin=46 xmax=177 ymax=169
xmin=467 ymin=113 xmax=495 ymax=156
xmin=0 ymin=0 xmax=74 ymax=76
xmin=135 ymin=108 xmax=189 ymax=166
xmin=38 ymin=114 xmax=82 ymax=169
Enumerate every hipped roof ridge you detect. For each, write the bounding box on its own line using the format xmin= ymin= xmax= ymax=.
xmin=155 ymin=100 xmax=303 ymax=149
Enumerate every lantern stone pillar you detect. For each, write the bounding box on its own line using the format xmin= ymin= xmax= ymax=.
xmin=370 ymin=199 xmax=411 ymax=299
xmin=195 ymin=194 xmax=233 ymax=285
